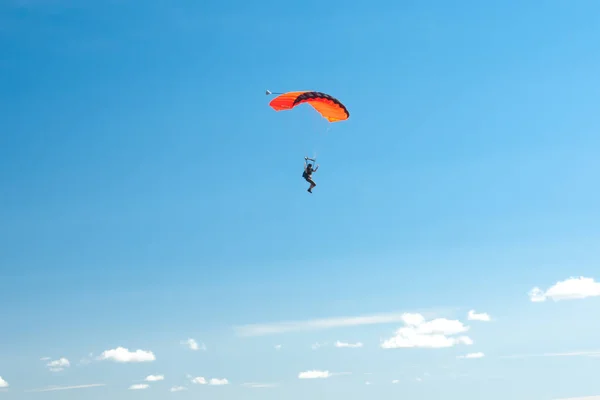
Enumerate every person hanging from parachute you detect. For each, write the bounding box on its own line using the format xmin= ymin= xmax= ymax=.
xmin=266 ymin=89 xmax=349 ymax=193
xmin=302 ymin=156 xmax=319 ymax=193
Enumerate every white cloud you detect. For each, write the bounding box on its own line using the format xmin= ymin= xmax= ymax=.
xmin=181 ymin=338 xmax=205 ymax=351
xmin=209 ymin=378 xmax=229 ymax=386
xmin=243 ymin=382 xmax=278 ymax=388
xmin=145 ymin=375 xmax=164 ymax=382
xmin=501 ymin=350 xmax=600 ymax=359
xmin=467 ymin=310 xmax=491 ymax=322
xmin=311 ymin=342 xmax=326 ymax=350
xmin=129 ymin=384 xmax=149 ymax=390
xmin=298 ymin=370 xmax=331 ymax=379
xmin=365 ymin=381 xmax=371 ymax=385
xmin=191 ymin=377 xmax=207 ymax=385
xmin=392 ymin=379 xmax=399 ymax=384
xmin=335 ymin=341 xmax=363 ymax=348
xmin=274 ymin=344 xmax=282 ymax=350
xmin=46 ymin=357 xmax=70 ymax=372
xmin=98 ymin=347 xmax=155 ymax=363
xmin=529 ymin=277 xmax=600 ymax=302
xmin=170 ymin=386 xmax=187 ymax=392
xmin=529 ymin=287 xmax=547 ymax=302
xmin=0 ymin=377 xmax=8 ymax=388
xmin=235 ymin=311 xmax=421 ymax=336
xmin=458 ymin=352 xmax=485 ymax=359
xmin=380 ymin=313 xmax=473 ymax=349
xmin=26 ymin=384 xmax=105 ymax=392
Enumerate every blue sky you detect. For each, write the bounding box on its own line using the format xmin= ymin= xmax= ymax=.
xmin=2 ymin=0 xmax=600 ymax=399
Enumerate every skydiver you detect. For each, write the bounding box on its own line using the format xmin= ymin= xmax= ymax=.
xmin=302 ymin=157 xmax=319 ymax=193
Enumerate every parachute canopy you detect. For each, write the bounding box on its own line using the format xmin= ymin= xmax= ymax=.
xmin=269 ymin=91 xmax=349 ymax=123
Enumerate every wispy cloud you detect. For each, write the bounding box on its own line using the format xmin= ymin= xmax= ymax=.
xmin=145 ymin=375 xmax=164 ymax=382
xmin=129 ymin=384 xmax=149 ymax=390
xmin=46 ymin=357 xmax=70 ymax=372
xmin=457 ymin=352 xmax=485 ymax=359
xmin=26 ymin=383 xmax=106 ymax=392
xmin=0 ymin=377 xmax=8 ymax=388
xmin=235 ymin=311 xmax=424 ymax=336
xmin=170 ymin=386 xmax=187 ymax=392
xmin=78 ymin=353 xmax=94 ymax=366
xmin=191 ymin=377 xmax=206 ymax=385
xmin=501 ymin=350 xmax=600 ymax=359
xmin=181 ymin=338 xmax=206 ymax=351
xmin=311 ymin=342 xmax=326 ymax=350
xmin=392 ymin=379 xmax=399 ymax=384
xmin=335 ymin=341 xmax=363 ymax=348
xmin=209 ymin=378 xmax=229 ymax=386
xmin=98 ymin=347 xmax=155 ymax=363
xmin=380 ymin=313 xmax=473 ymax=349
xmin=243 ymin=382 xmax=279 ymax=388
xmin=274 ymin=344 xmax=282 ymax=350
xmin=529 ymin=277 xmax=600 ymax=302
xmin=467 ymin=310 xmax=491 ymax=322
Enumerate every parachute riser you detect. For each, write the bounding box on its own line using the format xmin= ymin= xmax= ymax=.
xmin=304 ymin=156 xmax=317 ymax=170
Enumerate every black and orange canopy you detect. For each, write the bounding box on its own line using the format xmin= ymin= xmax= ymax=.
xmin=269 ymin=91 xmax=349 ymax=123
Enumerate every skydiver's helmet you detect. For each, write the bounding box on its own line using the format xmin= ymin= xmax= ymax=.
xmin=307 ymin=163 xmax=313 ymax=169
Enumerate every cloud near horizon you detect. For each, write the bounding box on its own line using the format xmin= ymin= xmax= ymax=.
xmin=181 ymin=338 xmax=206 ymax=351
xmin=46 ymin=357 xmax=70 ymax=372
xmin=298 ymin=370 xmax=351 ymax=379
xmin=25 ymin=384 xmax=106 ymax=393
xmin=529 ymin=276 xmax=600 ymax=302
xmin=243 ymin=382 xmax=279 ymax=388
xmin=335 ymin=341 xmax=363 ymax=348
xmin=129 ymin=384 xmax=149 ymax=390
xmin=458 ymin=352 xmax=485 ymax=359
xmin=500 ymin=350 xmax=600 ymax=359
xmin=0 ymin=377 xmax=8 ymax=388
xmin=234 ymin=311 xmax=435 ymax=336
xmin=467 ymin=310 xmax=491 ymax=321
xmin=380 ymin=313 xmax=473 ymax=349
xmin=298 ymin=370 xmax=332 ymax=379
xmin=98 ymin=347 xmax=155 ymax=363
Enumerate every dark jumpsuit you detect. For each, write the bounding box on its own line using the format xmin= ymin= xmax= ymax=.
xmin=303 ymin=167 xmax=314 ymax=183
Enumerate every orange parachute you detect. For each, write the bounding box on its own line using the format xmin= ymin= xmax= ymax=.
xmin=267 ymin=91 xmax=349 ymax=123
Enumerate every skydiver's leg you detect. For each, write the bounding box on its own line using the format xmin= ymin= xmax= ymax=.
xmin=307 ymin=178 xmax=316 ymax=193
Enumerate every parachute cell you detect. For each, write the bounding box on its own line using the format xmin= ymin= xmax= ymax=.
xmin=269 ymin=91 xmax=349 ymax=123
